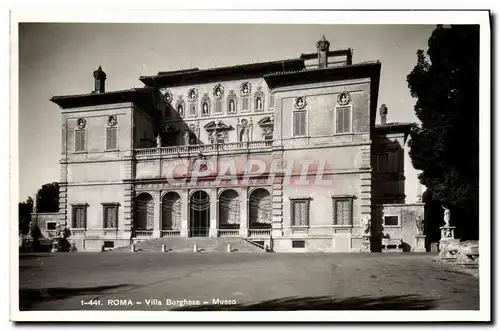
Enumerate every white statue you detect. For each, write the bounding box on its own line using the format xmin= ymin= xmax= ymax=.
xmin=361 ymin=215 xmax=371 ymax=235
xmin=156 ymin=134 xmax=162 ymax=148
xmin=442 ymin=205 xmax=450 ymax=227
xmin=184 ymin=130 xmax=190 ymax=145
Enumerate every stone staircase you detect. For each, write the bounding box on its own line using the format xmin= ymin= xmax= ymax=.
xmin=111 ymin=237 xmax=268 ymax=253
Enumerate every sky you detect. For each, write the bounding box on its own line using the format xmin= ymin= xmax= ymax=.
xmin=17 ymin=23 xmax=436 ymax=201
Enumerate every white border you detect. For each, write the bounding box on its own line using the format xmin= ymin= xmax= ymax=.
xmin=8 ymin=9 xmax=491 ymax=323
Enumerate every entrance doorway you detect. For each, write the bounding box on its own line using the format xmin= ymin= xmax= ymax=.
xmin=189 ymin=190 xmax=210 ymax=237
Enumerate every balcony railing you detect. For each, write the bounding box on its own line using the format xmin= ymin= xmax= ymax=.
xmin=218 ymin=229 xmax=240 ymax=237
xmin=248 ymin=229 xmax=271 ymax=237
xmin=134 ymin=230 xmax=154 ymax=239
xmin=160 ymin=230 xmax=181 ymax=238
xmin=70 ymin=228 xmax=86 ymax=236
xmin=135 ymin=140 xmax=273 ymax=157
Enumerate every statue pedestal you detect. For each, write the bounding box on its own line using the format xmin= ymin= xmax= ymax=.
xmin=440 ymin=225 xmax=456 ymax=240
xmin=413 ymin=235 xmax=426 ymax=252
xmin=361 ymin=235 xmax=371 ymax=252
xmin=439 ymin=226 xmax=459 ymax=262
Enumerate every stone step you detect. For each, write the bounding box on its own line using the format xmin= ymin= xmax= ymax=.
xmin=111 ymin=237 xmax=267 ymax=253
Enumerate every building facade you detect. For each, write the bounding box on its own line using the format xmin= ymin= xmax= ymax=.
xmin=49 ymin=36 xmax=424 ymax=252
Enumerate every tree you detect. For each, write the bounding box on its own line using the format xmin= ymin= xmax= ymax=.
xmin=36 ymin=182 xmax=60 ymax=213
xmin=18 ymin=197 xmax=33 ymax=235
xmin=406 ymin=25 xmax=479 ymax=240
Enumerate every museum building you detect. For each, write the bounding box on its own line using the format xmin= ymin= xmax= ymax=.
xmin=48 ymin=36 xmax=425 ymax=252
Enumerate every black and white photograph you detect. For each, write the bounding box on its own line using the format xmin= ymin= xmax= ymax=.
xmin=8 ymin=8 xmax=491 ymax=323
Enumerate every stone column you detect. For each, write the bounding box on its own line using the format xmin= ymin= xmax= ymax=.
xmin=209 ymin=189 xmax=218 ymax=237
xmin=180 ymin=190 xmax=189 ymax=237
xmin=153 ymin=191 xmax=161 ymax=238
xmin=239 ymin=188 xmax=248 ymax=237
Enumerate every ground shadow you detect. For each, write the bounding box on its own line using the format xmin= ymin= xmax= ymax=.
xmin=19 ymin=284 xmax=132 ymax=310
xmin=19 ymin=253 xmax=55 ymax=260
xmin=173 ymin=294 xmax=436 ymax=311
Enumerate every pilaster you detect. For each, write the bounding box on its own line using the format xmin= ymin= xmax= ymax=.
xmin=58 ymin=184 xmax=68 ymax=224
xmin=153 ymin=190 xmax=161 ymax=238
xmin=123 ymin=185 xmax=134 ymax=232
xmin=271 ymin=152 xmax=284 ymax=237
xmin=239 ymin=187 xmax=248 ymax=237
xmin=180 ymin=190 xmax=189 ymax=237
xmin=209 ymin=188 xmax=218 ymax=237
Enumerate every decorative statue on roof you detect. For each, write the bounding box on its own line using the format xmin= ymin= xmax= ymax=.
xmin=156 ymin=134 xmax=162 ymax=148
xmin=184 ymin=129 xmax=190 ymax=146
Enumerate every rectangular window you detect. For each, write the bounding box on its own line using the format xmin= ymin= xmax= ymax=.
xmin=103 ymin=204 xmax=118 ymax=229
xmin=106 ymin=127 xmax=117 ymax=150
xmin=268 ymin=93 xmax=275 ymax=109
xmin=292 ymin=240 xmax=306 ymax=248
xmin=46 ymin=222 xmax=57 ymax=230
xmin=75 ymin=130 xmax=86 ymax=152
xmin=291 ymin=199 xmax=310 ymax=227
xmin=332 ymin=198 xmax=353 ymax=226
xmin=72 ymin=205 xmax=87 ymax=229
xmin=214 ymin=100 xmax=223 ymax=114
xmin=383 ymin=215 xmax=399 ymax=226
xmin=293 ymin=110 xmax=307 ymax=137
xmin=241 ymin=97 xmax=250 ymax=111
xmin=189 ymin=103 xmax=197 ymax=117
xmin=336 ymin=106 xmax=351 ymax=134
xmin=103 ymin=241 xmax=115 ymax=248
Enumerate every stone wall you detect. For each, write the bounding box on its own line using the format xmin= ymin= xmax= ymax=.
xmin=372 ymin=203 xmax=425 ymax=252
xmin=30 ymin=212 xmax=59 ymax=238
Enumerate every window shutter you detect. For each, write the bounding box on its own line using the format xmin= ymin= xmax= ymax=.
xmin=242 ymin=97 xmax=249 ymax=111
xmin=215 ymin=100 xmax=222 ymax=114
xmin=300 ymin=111 xmax=306 ymax=136
xmin=73 ymin=206 xmax=86 ymax=228
xmin=75 ymin=130 xmax=85 ymax=152
xmin=189 ymin=103 xmax=197 ymax=117
xmin=104 ymin=206 xmax=118 ymax=228
xmin=333 ymin=198 xmax=353 ymax=225
xmin=343 ymin=108 xmax=351 ymax=133
xmin=336 ymin=108 xmax=343 ymax=133
xmin=106 ymin=127 xmax=117 ymax=150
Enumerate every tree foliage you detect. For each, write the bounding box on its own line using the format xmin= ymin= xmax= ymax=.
xmin=18 ymin=197 xmax=33 ymax=235
xmin=36 ymin=182 xmax=60 ymax=213
xmin=407 ymin=25 xmax=479 ymax=240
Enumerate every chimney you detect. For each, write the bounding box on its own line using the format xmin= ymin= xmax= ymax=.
xmin=379 ymin=104 xmax=388 ymax=125
xmin=93 ymin=65 xmax=106 ymax=93
xmin=316 ymin=35 xmax=330 ymax=69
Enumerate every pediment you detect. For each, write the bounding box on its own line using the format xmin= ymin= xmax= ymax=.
xmin=258 ymin=116 xmax=274 ymax=127
xmin=204 ymin=120 xmax=233 ymax=131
